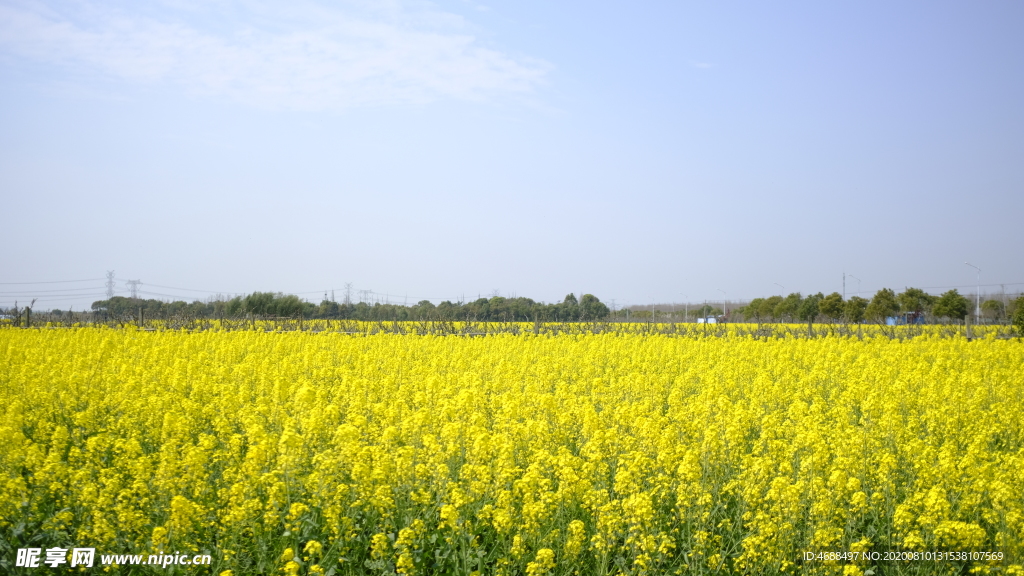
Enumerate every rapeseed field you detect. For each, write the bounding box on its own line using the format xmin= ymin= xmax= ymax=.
xmin=1 ymin=327 xmax=1021 ymax=575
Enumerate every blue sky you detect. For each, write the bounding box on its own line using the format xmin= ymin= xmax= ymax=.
xmin=2 ymin=0 xmax=1022 ymax=310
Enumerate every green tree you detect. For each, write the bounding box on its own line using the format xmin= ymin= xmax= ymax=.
xmin=272 ymin=294 xmax=305 ymax=317
xmin=1012 ymin=296 xmax=1024 ymax=335
xmin=981 ymin=299 xmax=1004 ymax=321
xmin=694 ymin=304 xmax=718 ymax=319
xmin=318 ymin=300 xmax=341 ymax=318
xmin=798 ymin=293 xmax=823 ymax=322
xmin=818 ymin=292 xmax=844 ymax=322
xmin=774 ymin=293 xmax=803 ymax=322
xmin=762 ymin=295 xmax=784 ymax=321
xmin=866 ymin=288 xmax=899 ymax=322
xmin=844 ymin=296 xmax=869 ymax=323
xmin=743 ymin=298 xmax=765 ymax=322
xmin=579 ymin=294 xmax=610 ymax=320
xmin=242 ymin=292 xmax=275 ymax=315
xmin=932 ymin=289 xmax=969 ymax=321
xmin=898 ymin=287 xmax=935 ymax=316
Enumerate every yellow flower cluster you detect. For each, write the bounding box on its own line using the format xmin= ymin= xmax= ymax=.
xmin=1 ymin=326 xmax=1021 ymax=574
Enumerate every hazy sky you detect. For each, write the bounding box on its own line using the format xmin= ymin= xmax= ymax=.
xmin=2 ymin=0 xmax=1022 ymax=310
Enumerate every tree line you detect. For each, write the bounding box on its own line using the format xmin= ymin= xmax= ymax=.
xmin=88 ymin=292 xmax=612 ymax=322
xmin=72 ymin=286 xmax=1024 ymax=333
xmin=739 ymin=288 xmax=1022 ymax=325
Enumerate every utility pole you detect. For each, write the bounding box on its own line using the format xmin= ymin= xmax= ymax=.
xmin=965 ymin=262 xmax=981 ymax=322
xmin=106 ymin=271 xmax=116 ymax=299
xmin=126 ymin=279 xmax=141 ymax=300
xmin=849 ymin=275 xmax=861 ymax=297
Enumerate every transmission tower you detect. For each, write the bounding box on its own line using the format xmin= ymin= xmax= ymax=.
xmin=105 ymin=271 xmax=116 ymax=299
xmin=344 ymin=283 xmax=353 ymax=305
xmin=126 ymin=280 xmax=142 ymax=300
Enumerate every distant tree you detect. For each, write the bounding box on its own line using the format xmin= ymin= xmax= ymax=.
xmin=436 ymin=301 xmax=458 ymax=320
xmin=866 ymin=288 xmax=899 ymax=322
xmin=898 ymin=288 xmax=935 ymax=316
xmin=694 ymin=304 xmax=716 ymax=319
xmin=488 ymin=296 xmax=509 ymax=319
xmin=92 ymin=296 xmax=136 ymax=316
xmin=763 ymin=296 xmax=784 ymax=321
xmin=274 ymin=294 xmax=306 ymax=317
xmin=226 ymin=296 xmax=244 ymax=316
xmin=1012 ymin=296 xmax=1024 ymax=335
xmin=579 ymin=294 xmax=610 ymax=320
xmin=981 ymin=299 xmax=1004 ymax=321
xmin=242 ymin=292 xmax=275 ymax=315
xmin=774 ymin=293 xmax=803 ymax=322
xmin=85 ymin=290 xmax=616 ymax=323
xmin=466 ymin=298 xmax=490 ymax=319
xmin=318 ymin=300 xmax=341 ymax=318
xmin=798 ymin=293 xmax=823 ymax=322
xmin=743 ymin=298 xmax=765 ymax=322
xmin=932 ymin=289 xmax=969 ymax=321
xmin=818 ymin=292 xmax=844 ymax=322
xmin=212 ymin=298 xmax=229 ymax=318
xmin=844 ymin=296 xmax=869 ymax=323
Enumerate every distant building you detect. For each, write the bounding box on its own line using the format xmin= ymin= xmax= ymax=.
xmin=885 ymin=312 xmax=926 ymax=325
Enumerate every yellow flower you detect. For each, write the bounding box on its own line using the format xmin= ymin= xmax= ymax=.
xmin=370 ymin=533 xmax=390 ymax=560
xmin=525 ymin=548 xmax=556 ymax=576
xmin=303 ymin=540 xmax=323 ymax=558
xmin=2 ymin=325 xmax=1021 ymax=575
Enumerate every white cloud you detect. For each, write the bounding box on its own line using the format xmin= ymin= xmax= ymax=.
xmin=0 ymin=0 xmax=549 ymax=110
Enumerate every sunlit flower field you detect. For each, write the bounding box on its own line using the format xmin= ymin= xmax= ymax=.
xmin=1 ymin=326 xmax=1021 ymax=575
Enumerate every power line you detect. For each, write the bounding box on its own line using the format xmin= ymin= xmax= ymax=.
xmin=0 ymin=286 xmax=105 ymax=295
xmin=286 ymin=287 xmax=462 ymax=302
xmin=129 ymin=281 xmax=240 ymax=294
xmin=842 ymin=282 xmax=1024 ymax=298
xmin=0 ymin=278 xmax=104 ymax=285
xmin=137 ymin=289 xmax=214 ymax=300
xmin=1 ymin=293 xmax=108 ymax=304
xmin=913 ymin=281 xmax=1024 ymax=290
